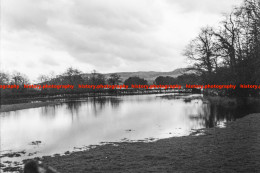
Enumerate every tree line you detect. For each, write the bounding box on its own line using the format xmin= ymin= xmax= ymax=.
xmin=0 ymin=67 xmax=198 ymax=99
xmin=0 ymin=68 xmax=120 ymax=97
xmin=183 ymin=0 xmax=260 ymax=96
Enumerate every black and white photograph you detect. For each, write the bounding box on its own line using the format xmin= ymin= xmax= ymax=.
xmin=0 ymin=0 xmax=260 ymax=172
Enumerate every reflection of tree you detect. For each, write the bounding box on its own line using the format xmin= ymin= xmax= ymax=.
xmin=204 ymin=104 xmax=218 ymax=128
xmin=91 ymin=97 xmax=122 ymax=116
xmin=189 ymin=102 xmax=235 ymax=128
xmin=91 ymin=97 xmax=107 ymax=117
xmin=66 ymin=101 xmax=82 ymax=121
xmin=189 ymin=98 xmax=260 ymax=128
xmin=40 ymin=104 xmax=59 ymax=118
xmin=110 ymin=98 xmax=122 ymax=109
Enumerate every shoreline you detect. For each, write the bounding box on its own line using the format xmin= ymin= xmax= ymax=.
xmin=0 ymin=94 xmax=244 ymax=113
xmin=0 ymin=93 xmax=191 ymax=113
xmin=0 ymin=101 xmax=62 ymax=113
xmin=33 ymin=113 xmax=259 ymax=172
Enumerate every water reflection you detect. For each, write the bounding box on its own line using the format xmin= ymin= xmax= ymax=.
xmin=202 ymin=100 xmax=260 ymax=128
xmin=159 ymin=94 xmax=260 ymax=128
xmin=41 ymin=105 xmax=57 ymax=118
xmin=1 ymin=94 xmax=260 ymax=164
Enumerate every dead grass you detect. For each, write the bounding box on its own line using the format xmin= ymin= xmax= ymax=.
xmin=40 ymin=113 xmax=260 ymax=173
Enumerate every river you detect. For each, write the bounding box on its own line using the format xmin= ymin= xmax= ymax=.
xmin=1 ymin=94 xmax=260 ymax=170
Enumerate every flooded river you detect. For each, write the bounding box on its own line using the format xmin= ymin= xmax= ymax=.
xmin=1 ymin=94 xmax=260 ymax=169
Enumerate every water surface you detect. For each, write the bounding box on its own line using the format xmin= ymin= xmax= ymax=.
xmin=1 ymin=94 xmax=260 ymax=165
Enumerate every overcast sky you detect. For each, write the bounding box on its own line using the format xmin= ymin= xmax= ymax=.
xmin=1 ymin=0 xmax=243 ymax=81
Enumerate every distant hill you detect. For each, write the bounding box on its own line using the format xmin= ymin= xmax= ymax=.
xmin=82 ymin=68 xmax=194 ymax=84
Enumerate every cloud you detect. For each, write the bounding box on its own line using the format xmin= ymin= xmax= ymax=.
xmin=40 ymin=56 xmax=59 ymax=66
xmin=72 ymin=0 xmax=161 ymax=31
xmin=2 ymin=0 xmax=50 ymax=31
xmin=1 ymin=0 xmax=243 ymax=81
xmin=168 ymin=0 xmax=243 ymax=14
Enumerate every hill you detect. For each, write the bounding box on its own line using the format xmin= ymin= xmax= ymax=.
xmin=82 ymin=68 xmax=193 ymax=84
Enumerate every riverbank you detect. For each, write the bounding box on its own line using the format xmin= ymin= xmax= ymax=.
xmin=0 ymin=93 xmax=193 ymax=113
xmin=35 ymin=113 xmax=260 ymax=173
xmin=0 ymin=101 xmax=62 ymax=113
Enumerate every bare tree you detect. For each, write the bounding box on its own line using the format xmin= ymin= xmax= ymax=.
xmin=11 ymin=72 xmax=29 ymax=85
xmin=108 ymin=74 xmax=122 ymax=85
xmin=0 ymin=72 xmax=10 ymax=84
xmin=63 ymin=67 xmax=82 ymax=77
xmin=37 ymin=75 xmax=50 ymax=83
xmin=184 ymin=27 xmax=217 ymax=75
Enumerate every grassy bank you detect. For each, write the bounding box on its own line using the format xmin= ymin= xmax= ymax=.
xmin=0 ymin=101 xmax=62 ymax=113
xmin=34 ymin=113 xmax=260 ymax=173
